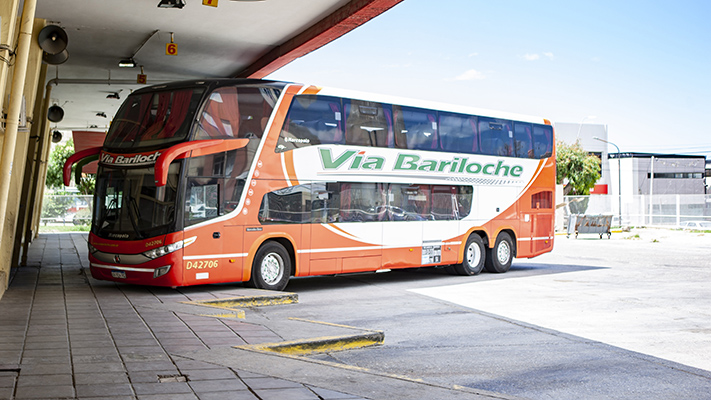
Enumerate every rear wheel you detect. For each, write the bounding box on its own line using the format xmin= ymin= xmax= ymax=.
xmin=249 ymin=242 xmax=291 ymax=291
xmin=452 ymin=234 xmax=485 ymax=276
xmin=485 ymin=232 xmax=513 ymax=273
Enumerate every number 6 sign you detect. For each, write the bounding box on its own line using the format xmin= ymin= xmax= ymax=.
xmin=166 ymin=42 xmax=178 ymax=56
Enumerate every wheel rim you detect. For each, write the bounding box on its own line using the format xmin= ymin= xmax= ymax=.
xmin=261 ymin=253 xmax=284 ymax=285
xmin=496 ymin=241 xmax=511 ymax=265
xmin=466 ymin=242 xmax=481 ymax=267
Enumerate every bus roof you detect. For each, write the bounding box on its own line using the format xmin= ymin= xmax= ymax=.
xmin=312 ymin=85 xmax=551 ymax=126
xmin=131 ymin=79 xmax=551 ymax=126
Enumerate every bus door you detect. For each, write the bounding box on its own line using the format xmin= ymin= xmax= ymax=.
xmin=182 ymin=177 xmax=240 ymax=285
xmin=530 ymin=190 xmax=554 ymax=255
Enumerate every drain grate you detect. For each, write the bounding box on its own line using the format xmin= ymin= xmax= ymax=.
xmin=158 ymin=374 xmax=188 ymax=383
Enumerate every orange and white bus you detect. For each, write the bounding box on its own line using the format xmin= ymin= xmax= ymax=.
xmin=64 ymin=79 xmax=555 ymax=290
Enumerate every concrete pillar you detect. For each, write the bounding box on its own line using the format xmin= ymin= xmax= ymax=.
xmin=13 ymin=27 xmax=46 ymax=269
xmin=0 ymin=1 xmax=38 ymax=299
xmin=0 ymin=0 xmax=22 ymax=131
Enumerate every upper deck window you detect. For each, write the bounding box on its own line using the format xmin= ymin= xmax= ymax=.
xmin=195 ymin=86 xmax=281 ymax=140
xmin=439 ymin=112 xmax=478 ymax=153
xmin=533 ymin=125 xmax=554 ymax=158
xmin=276 ymin=94 xmax=554 ymax=160
xmin=345 ymin=100 xmax=391 ymax=147
xmin=394 ymin=106 xmax=437 ymax=150
xmin=277 ymin=95 xmax=343 ymax=153
xmin=105 ymin=88 xmax=204 ymax=149
xmin=479 ymin=118 xmax=514 ymax=157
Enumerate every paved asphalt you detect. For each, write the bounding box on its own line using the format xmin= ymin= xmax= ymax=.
xmin=1 ymin=228 xmax=709 ymax=399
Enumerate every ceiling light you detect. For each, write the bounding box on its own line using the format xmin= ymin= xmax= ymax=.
xmin=96 ymin=112 xmax=107 ymax=118
xmin=118 ymin=58 xmax=136 ymax=68
xmin=106 ymin=92 xmax=120 ymax=100
xmin=158 ymin=0 xmax=185 ymax=8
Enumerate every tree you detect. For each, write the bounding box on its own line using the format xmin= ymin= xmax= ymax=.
xmin=556 ymin=139 xmax=601 ymax=196
xmin=45 ymin=139 xmax=75 ymax=189
xmin=77 ymin=175 xmax=95 ymax=195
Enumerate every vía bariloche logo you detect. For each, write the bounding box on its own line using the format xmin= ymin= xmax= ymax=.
xmin=319 ymin=148 xmax=524 ymax=177
xmin=101 ymin=151 xmax=162 ymax=166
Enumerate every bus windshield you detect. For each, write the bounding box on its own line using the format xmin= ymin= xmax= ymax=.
xmin=93 ymin=163 xmax=181 ymax=240
xmin=104 ymin=88 xmax=205 ymax=149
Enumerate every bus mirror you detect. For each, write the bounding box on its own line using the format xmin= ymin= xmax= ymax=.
xmin=63 ymin=147 xmax=102 ymax=186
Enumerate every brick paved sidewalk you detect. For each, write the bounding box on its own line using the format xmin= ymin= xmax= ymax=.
xmin=0 ymin=234 xmax=365 ymax=400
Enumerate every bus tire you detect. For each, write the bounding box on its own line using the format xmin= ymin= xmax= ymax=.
xmin=249 ymin=242 xmax=291 ymax=291
xmin=485 ymin=232 xmax=513 ymax=273
xmin=452 ymin=234 xmax=485 ymax=276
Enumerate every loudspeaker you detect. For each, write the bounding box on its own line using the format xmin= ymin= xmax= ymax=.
xmin=38 ymin=25 xmax=68 ymax=55
xmin=47 ymin=105 xmax=64 ymax=123
xmin=52 ymin=131 xmax=62 ymax=143
xmin=43 ymin=49 xmax=69 ymax=65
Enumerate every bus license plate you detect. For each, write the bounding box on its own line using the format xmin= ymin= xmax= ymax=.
xmin=111 ymin=270 xmax=126 ymax=279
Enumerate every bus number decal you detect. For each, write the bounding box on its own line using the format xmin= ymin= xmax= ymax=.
xmin=186 ymin=260 xmax=219 ymax=270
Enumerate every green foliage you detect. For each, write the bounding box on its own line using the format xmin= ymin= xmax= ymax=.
xmin=40 ymin=195 xmax=74 ymax=224
xmin=556 ymin=139 xmax=601 ymax=195
xmin=45 ymin=139 xmax=75 ymax=189
xmin=45 ymin=139 xmax=96 ymax=193
xmin=77 ymin=175 xmax=95 ymax=195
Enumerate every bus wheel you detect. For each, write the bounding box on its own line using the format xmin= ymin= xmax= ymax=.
xmin=249 ymin=242 xmax=291 ymax=291
xmin=485 ymin=232 xmax=513 ymax=273
xmin=452 ymin=234 xmax=485 ymax=276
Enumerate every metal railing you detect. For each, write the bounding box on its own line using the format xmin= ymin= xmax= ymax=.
xmin=40 ymin=194 xmax=93 ymax=227
xmin=559 ymin=194 xmax=711 ymax=228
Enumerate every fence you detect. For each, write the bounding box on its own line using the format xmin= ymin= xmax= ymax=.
xmin=40 ymin=194 xmax=94 ymax=227
xmin=560 ymin=194 xmax=711 ymax=228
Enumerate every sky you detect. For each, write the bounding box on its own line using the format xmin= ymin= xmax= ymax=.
xmin=267 ymin=0 xmax=711 ymax=158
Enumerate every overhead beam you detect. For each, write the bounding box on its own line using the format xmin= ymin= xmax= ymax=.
xmin=235 ymin=0 xmax=404 ymax=79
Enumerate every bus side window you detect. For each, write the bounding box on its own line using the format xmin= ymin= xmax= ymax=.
xmin=344 ymin=100 xmax=391 ymax=147
xmin=277 ymin=95 xmax=343 ymax=153
xmin=439 ymin=113 xmax=478 ymax=154
xmin=393 ymin=106 xmax=438 ymax=150
xmin=186 ymin=180 xmax=219 ymax=224
xmin=533 ymin=125 xmax=553 ymax=158
xmin=339 ymin=183 xmax=386 ymax=222
xmin=531 ymin=191 xmax=553 ymax=209
xmin=258 ymin=185 xmax=311 ymax=224
xmin=311 ymin=182 xmax=340 ymax=223
xmin=479 ymin=118 xmax=513 ymax=157
xmin=514 ymin=123 xmax=534 ymax=158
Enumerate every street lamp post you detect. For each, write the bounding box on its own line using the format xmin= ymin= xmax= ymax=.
xmin=576 ymin=115 xmax=597 ymax=139
xmin=594 ymin=136 xmax=622 ymax=226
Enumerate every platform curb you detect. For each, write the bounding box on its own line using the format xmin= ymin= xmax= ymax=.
xmin=237 ymin=330 xmax=384 ymax=356
xmin=182 ymin=292 xmax=298 ymax=313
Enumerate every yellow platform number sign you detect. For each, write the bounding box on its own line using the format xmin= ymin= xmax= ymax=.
xmin=166 ymin=42 xmax=178 ymax=56
xmin=202 ymin=0 xmax=218 ymax=7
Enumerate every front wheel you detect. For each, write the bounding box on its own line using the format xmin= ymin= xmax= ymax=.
xmin=248 ymin=242 xmax=291 ymax=291
xmin=452 ymin=234 xmax=485 ymax=276
xmin=485 ymin=232 xmax=513 ymax=273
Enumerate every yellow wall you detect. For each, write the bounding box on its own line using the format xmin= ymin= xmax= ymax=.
xmin=0 ymin=11 xmax=45 ymax=299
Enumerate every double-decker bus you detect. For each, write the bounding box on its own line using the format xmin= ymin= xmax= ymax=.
xmin=64 ymin=79 xmax=555 ymax=291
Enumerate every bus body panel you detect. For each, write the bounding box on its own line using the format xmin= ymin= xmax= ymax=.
xmin=79 ymin=79 xmax=556 ymax=288
xmin=87 ymin=232 xmax=185 ymax=287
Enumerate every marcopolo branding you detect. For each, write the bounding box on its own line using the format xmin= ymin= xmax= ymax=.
xmin=101 ymin=151 xmax=162 ymax=166
xmin=319 ymin=148 xmax=524 ymax=178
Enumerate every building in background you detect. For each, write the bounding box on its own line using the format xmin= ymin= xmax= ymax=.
xmin=555 ymin=122 xmax=709 ymax=227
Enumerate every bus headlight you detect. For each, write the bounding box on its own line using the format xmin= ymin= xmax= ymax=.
xmin=142 ymin=236 xmax=196 ymax=260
